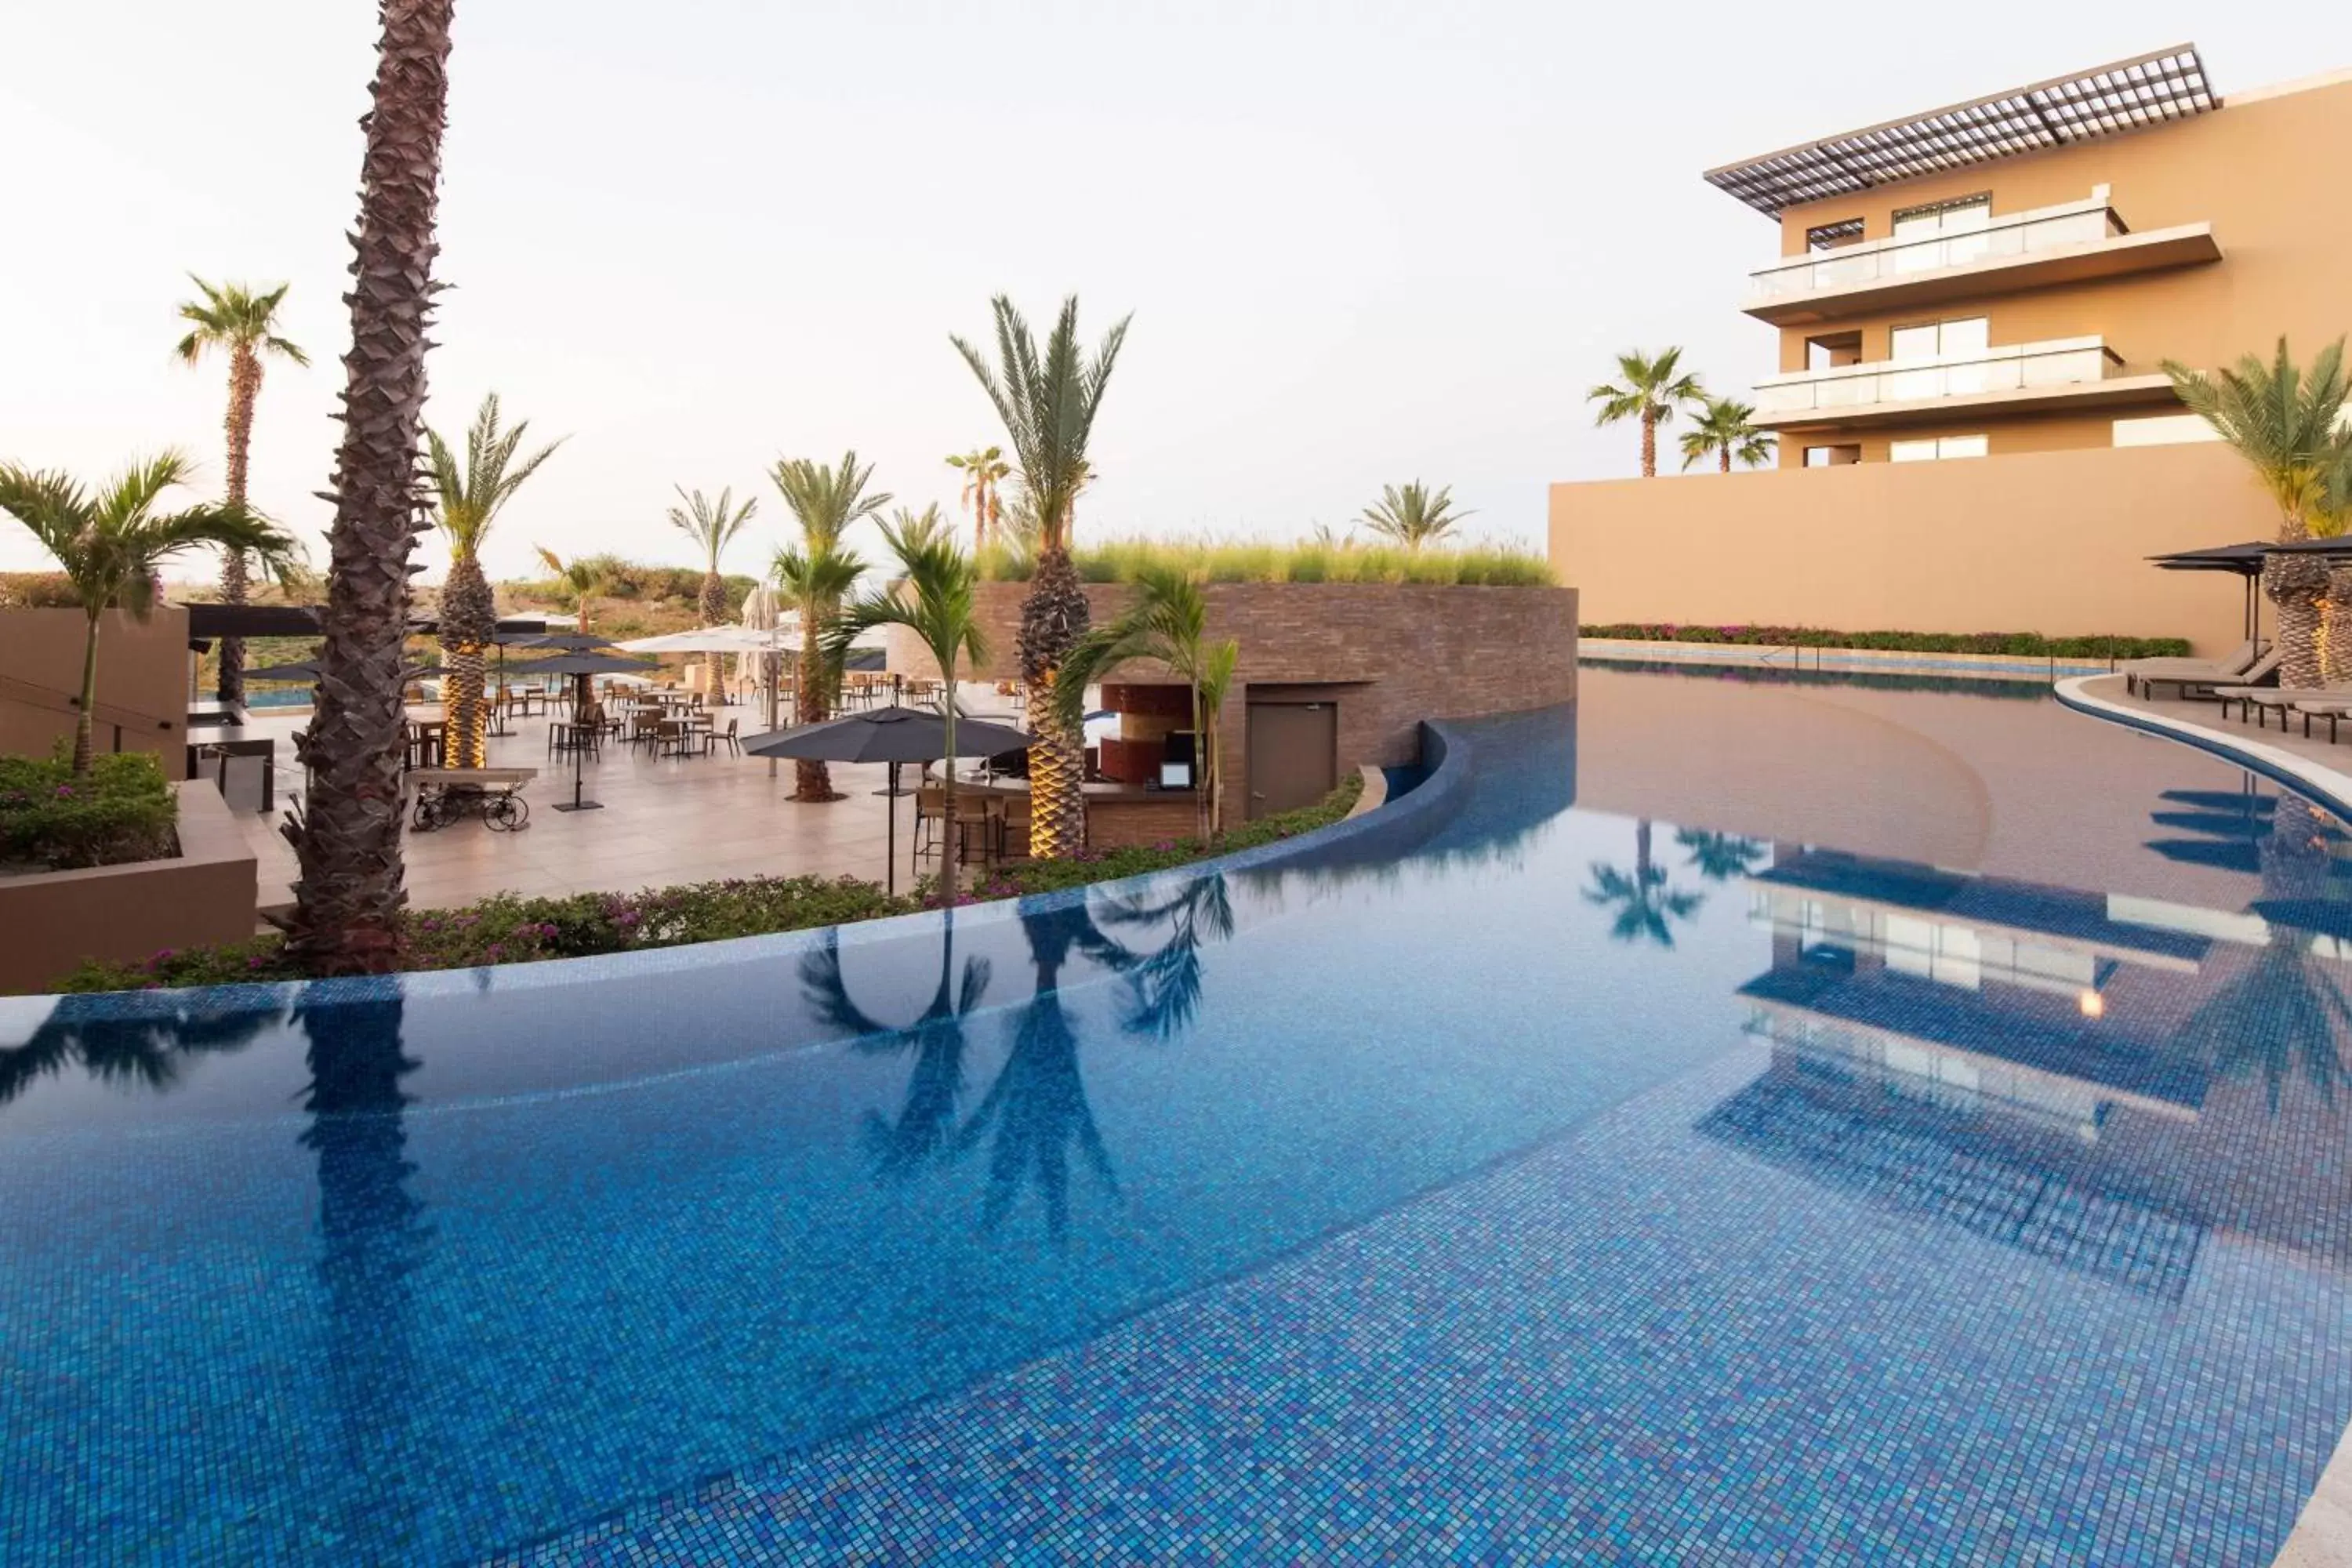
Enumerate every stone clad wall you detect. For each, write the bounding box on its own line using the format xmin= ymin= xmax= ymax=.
xmin=892 ymin=583 xmax=1579 ymax=826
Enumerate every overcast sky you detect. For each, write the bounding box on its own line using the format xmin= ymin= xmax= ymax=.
xmin=5 ymin=4 xmax=2347 ymax=580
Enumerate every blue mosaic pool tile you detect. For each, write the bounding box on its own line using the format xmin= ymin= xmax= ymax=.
xmin=499 ymin=1046 xmax=2351 ymax=1566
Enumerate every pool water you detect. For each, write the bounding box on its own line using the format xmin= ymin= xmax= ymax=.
xmin=3 ymin=667 xmax=2349 ymax=1563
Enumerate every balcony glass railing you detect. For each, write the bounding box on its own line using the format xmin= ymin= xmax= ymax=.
xmin=1753 ymin=337 xmax=2119 ymax=416
xmin=1749 ymin=205 xmax=2124 ymax=299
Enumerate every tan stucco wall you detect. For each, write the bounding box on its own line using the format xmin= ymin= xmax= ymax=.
xmin=890 ymin=582 xmax=1580 ymax=826
xmin=1548 ymin=441 xmax=2269 ymax=654
xmin=1763 ymin=72 xmax=2352 ymax=462
xmin=0 ymin=606 xmax=191 ymax=778
xmin=0 ymin=782 xmax=257 ymax=994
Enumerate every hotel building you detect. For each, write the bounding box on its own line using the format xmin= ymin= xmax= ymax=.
xmin=1550 ymin=48 xmax=2352 ymax=652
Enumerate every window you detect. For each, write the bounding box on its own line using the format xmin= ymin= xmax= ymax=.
xmin=1806 ymin=218 xmax=1864 ymax=251
xmin=1806 ymin=332 xmax=1863 ymax=371
xmin=1891 ymin=194 xmax=1992 ymax=271
xmin=1891 ymin=194 xmax=1991 ymax=235
xmin=1804 ymin=445 xmax=1862 ymax=467
xmin=1890 ymin=435 xmax=1990 ymax=462
xmin=1889 ymin=318 xmax=1989 ymax=361
xmin=2114 ymin=413 xmax=2223 ymax=447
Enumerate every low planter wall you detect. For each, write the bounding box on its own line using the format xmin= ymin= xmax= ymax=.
xmin=1580 ymin=637 xmax=2125 ymax=683
xmin=890 ymin=582 xmax=1580 ymax=826
xmin=0 ymin=782 xmax=257 ymax=993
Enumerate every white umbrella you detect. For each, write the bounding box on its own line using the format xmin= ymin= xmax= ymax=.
xmin=613 ymin=626 xmax=779 ymax=653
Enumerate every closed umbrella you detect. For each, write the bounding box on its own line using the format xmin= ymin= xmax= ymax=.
xmin=502 ymin=651 xmax=659 ymax=811
xmin=742 ymin=706 xmax=1035 ymax=894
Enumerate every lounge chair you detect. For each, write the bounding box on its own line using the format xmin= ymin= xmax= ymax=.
xmin=2125 ymin=639 xmax=2263 ymax=696
xmin=2291 ymin=700 xmax=2352 ymax=742
xmin=2216 ymin=676 xmax=2349 ymax=727
xmin=2146 ymin=646 xmax=2283 ymax=703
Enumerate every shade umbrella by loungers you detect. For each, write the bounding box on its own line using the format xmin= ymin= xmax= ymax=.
xmin=742 ymin=706 xmax=1035 ymax=894
xmin=501 ymin=650 xmax=659 ymax=811
xmin=2149 ymin=542 xmax=2271 ymax=643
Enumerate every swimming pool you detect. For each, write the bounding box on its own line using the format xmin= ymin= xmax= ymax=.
xmin=3 ymin=666 xmax=2347 ymax=1563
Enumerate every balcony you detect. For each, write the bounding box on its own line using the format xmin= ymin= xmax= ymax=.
xmin=1751 ymin=335 xmax=2181 ymax=430
xmin=1743 ymin=197 xmax=2222 ymax=326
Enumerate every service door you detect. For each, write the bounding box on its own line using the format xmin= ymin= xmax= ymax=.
xmin=1245 ymin=702 xmax=1338 ymax=819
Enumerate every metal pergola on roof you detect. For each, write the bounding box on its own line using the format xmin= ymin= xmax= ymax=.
xmin=1704 ymin=45 xmax=2217 ymax=217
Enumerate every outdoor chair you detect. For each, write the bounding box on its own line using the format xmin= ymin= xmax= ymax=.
xmin=2292 ymin=700 xmax=2352 ymax=742
xmin=2124 ymin=638 xmax=2262 ymax=695
xmin=2217 ymin=676 xmax=2349 ymax=727
xmin=710 ymin=718 xmax=741 ymax=757
xmin=2153 ymin=647 xmax=2284 ymax=705
xmin=913 ymin=784 xmax=946 ymax=862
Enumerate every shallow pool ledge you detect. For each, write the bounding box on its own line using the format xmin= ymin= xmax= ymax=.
xmin=2053 ymin=674 xmax=2352 ymax=821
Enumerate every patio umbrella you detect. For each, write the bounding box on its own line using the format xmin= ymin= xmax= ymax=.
xmin=2150 ymin=541 xmax=2270 ymax=641
xmin=501 ymin=651 xmax=659 ymax=811
xmin=742 ymin=706 xmax=1036 ymax=894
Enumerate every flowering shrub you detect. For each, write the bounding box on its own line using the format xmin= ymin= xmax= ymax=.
xmin=50 ymin=778 xmax=1370 ymax=993
xmin=0 ymin=750 xmax=176 ymax=870
xmin=1580 ymin=624 xmax=2191 ymax=659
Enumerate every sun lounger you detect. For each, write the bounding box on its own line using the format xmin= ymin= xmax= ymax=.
xmin=2124 ymin=638 xmax=2263 ymax=695
xmin=2142 ymin=646 xmax=2282 ymax=702
xmin=2292 ymin=700 xmax=2352 ymax=742
xmin=2216 ymin=677 xmax=2351 ymax=727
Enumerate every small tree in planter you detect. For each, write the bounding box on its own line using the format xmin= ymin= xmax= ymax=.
xmin=0 ymin=454 xmax=299 ymax=773
xmin=1054 ymin=567 xmax=1239 ymax=842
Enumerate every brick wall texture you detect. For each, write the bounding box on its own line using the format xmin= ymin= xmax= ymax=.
xmin=890 ymin=583 xmax=1579 ymax=826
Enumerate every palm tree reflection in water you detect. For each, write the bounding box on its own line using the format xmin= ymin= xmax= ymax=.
xmin=2167 ymin=793 xmax=2352 ymax=1109
xmin=1584 ymin=818 xmax=1705 ymax=948
xmin=296 ymin=983 xmax=429 ymax=1551
xmin=0 ymin=993 xmax=280 ymax=1106
xmin=800 ymin=913 xmax=994 ymax=1181
xmin=803 ymin=876 xmax=1235 ymax=1240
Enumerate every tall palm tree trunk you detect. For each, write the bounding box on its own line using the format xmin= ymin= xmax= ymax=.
xmin=73 ymin=612 xmax=101 ymax=775
xmin=1020 ymin=544 xmax=1091 ymax=858
xmin=2269 ymin=553 xmax=2329 ymax=689
xmin=1718 ymin=448 xmax=1731 ymax=475
xmin=438 ymin=553 xmax=492 ymax=768
xmin=2325 ymin=565 xmax=2352 ymax=684
xmin=698 ymin=570 xmax=727 ymax=627
xmin=291 ymin=0 xmax=456 ymax=975
xmin=794 ymin=597 xmax=839 ymax=801
xmin=1640 ymin=412 xmax=1657 ymax=478
xmin=216 ymin=346 xmax=262 ymax=706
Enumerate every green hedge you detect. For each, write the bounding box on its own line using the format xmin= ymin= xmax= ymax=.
xmin=1580 ymin=623 xmax=2191 ymax=659
xmin=977 ymin=538 xmax=1555 ymax=587
xmin=58 ymin=875 xmax=915 ymax=993
xmin=0 ymin=751 xmax=176 ymax=871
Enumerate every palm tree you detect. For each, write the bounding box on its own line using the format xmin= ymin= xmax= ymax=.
xmin=1582 ymin=818 xmax=1704 ymax=946
xmin=1054 ymin=567 xmax=1238 ymax=841
xmin=173 ymin=278 xmax=309 ymax=707
xmin=667 ymin=485 xmax=757 ymax=626
xmin=532 ymin=546 xmax=602 ymax=631
xmin=946 ymin=445 xmax=1011 ymax=551
xmin=1676 ymin=828 xmax=1769 ymax=880
xmin=1678 ymin=396 xmax=1776 ymax=474
xmin=953 ymin=295 xmax=1132 ymax=860
xmin=1588 ymin=347 xmax=1707 ymax=478
xmin=292 ymin=0 xmax=456 ymax=975
xmin=426 ymin=394 xmax=564 ymax=768
xmin=1359 ymin=480 xmax=1471 ymax=550
xmin=2165 ymin=339 xmax=2352 ymax=688
xmin=828 ymin=516 xmax=988 ymax=888
xmin=0 ymin=454 xmax=297 ymax=773
xmin=771 ymin=452 xmax=890 ymax=804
